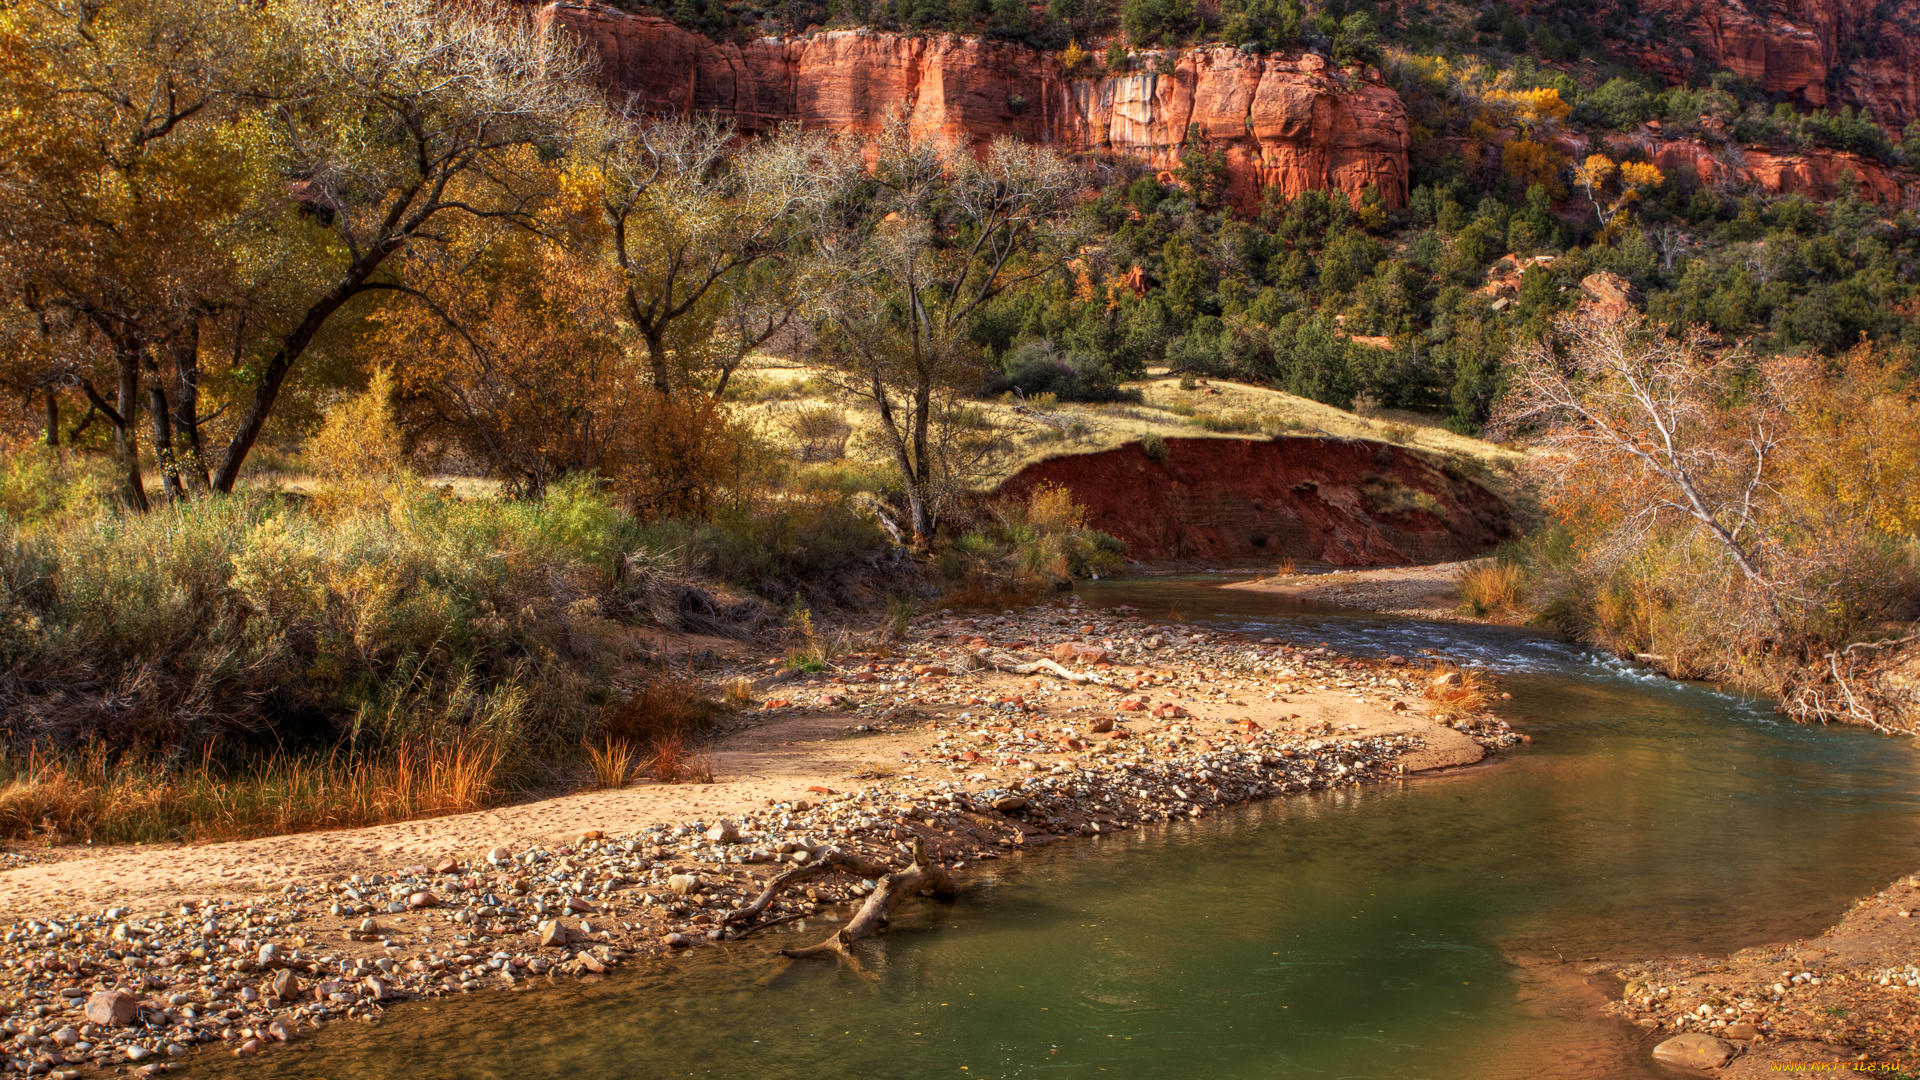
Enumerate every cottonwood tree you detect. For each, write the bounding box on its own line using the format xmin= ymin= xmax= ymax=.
xmin=204 ymin=0 xmax=598 ymax=493
xmin=1496 ymin=312 xmax=1777 ymax=589
xmin=565 ymin=116 xmax=831 ymax=394
xmin=0 ymin=0 xmax=271 ymax=505
xmin=812 ymin=124 xmax=1083 ymax=544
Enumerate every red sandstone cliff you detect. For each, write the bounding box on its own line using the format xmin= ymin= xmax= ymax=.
xmin=995 ymin=438 xmax=1517 ymax=566
xmin=537 ymin=3 xmax=1410 ymax=209
xmin=1646 ymin=138 xmax=1920 ymax=208
xmin=1617 ymin=0 xmax=1920 ymax=130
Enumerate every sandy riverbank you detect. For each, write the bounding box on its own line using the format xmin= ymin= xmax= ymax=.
xmin=0 ymin=591 xmax=1520 ymax=1075
xmin=1222 ymin=560 xmax=1491 ymax=621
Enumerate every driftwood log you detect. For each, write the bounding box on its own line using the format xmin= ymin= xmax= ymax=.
xmin=718 ymin=839 xmax=957 ymax=958
xmin=980 ymin=650 xmax=1110 ymax=685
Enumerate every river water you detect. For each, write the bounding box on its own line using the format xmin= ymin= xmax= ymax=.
xmin=195 ymin=579 xmax=1920 ymax=1079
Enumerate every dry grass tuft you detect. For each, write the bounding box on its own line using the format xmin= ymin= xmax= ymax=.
xmin=646 ymin=732 xmax=714 ymax=784
xmin=583 ymin=738 xmax=638 ymax=790
xmin=1420 ymin=664 xmax=1496 ymax=716
xmin=0 ymin=737 xmax=507 ymax=845
xmin=721 ymin=676 xmax=755 ymax=705
xmin=602 ymin=669 xmax=721 ymax=785
xmin=1457 ymin=561 xmax=1530 ymax=616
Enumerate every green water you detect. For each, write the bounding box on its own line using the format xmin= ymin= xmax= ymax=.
xmin=195 ymin=580 xmax=1920 ymax=1079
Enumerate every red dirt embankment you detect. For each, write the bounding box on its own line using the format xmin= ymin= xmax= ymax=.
xmin=996 ymin=437 xmax=1519 ymax=566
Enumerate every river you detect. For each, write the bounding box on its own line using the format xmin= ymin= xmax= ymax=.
xmin=193 ymin=578 xmax=1920 ymax=1079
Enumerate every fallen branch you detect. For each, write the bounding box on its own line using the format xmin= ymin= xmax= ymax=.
xmin=720 ymin=846 xmax=896 ymax=932
xmin=780 ymin=839 xmax=957 ymax=959
xmin=982 ymin=651 xmax=1109 ymax=685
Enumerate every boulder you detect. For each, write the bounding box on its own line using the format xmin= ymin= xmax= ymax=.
xmin=84 ymin=991 xmax=137 ymax=1028
xmin=268 ymin=968 xmax=300 ymax=1002
xmin=1651 ymin=1033 xmax=1734 ymax=1070
xmin=1578 ymin=272 xmax=1642 ymax=319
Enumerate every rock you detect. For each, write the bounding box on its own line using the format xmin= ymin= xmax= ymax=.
xmin=407 ymin=891 xmax=438 ymax=909
xmin=1722 ymin=1022 xmax=1760 ymax=1040
xmin=565 ymin=896 xmax=595 ymax=913
xmin=358 ymin=918 xmax=382 ymax=934
xmin=992 ymin=795 xmax=1029 ymax=813
xmin=234 ymin=1038 xmax=261 ymax=1058
xmin=666 ymin=874 xmax=701 ymax=895
xmin=84 ymin=992 xmax=137 ymax=1027
xmin=257 ymin=942 xmax=282 ymax=966
xmin=362 ymin=976 xmax=389 ymax=1001
xmin=267 ymin=1021 xmax=295 ymax=1043
xmin=1651 ymin=1034 xmax=1734 ymax=1070
xmin=52 ymin=1025 xmax=79 ymax=1047
xmin=1578 ymin=272 xmax=1643 ymax=318
xmin=543 ymin=7 xmax=1412 ymax=214
xmin=269 ymin=969 xmax=300 ymax=1002
xmin=1090 ymin=717 xmax=1115 ymax=733
xmin=663 ymin=933 xmax=698 ymax=948
xmin=1051 ymin=643 xmax=1110 ymax=666
xmin=704 ymin=822 xmax=740 ymax=844
xmin=486 ymin=846 xmax=513 ymax=866
xmin=1431 ymin=671 xmax=1462 ymax=688
xmin=538 ymin=920 xmax=570 ymax=948
xmin=576 ymin=952 xmax=608 ymax=974
xmin=125 ymin=1045 xmax=153 ymax=1061
xmin=433 ymin=857 xmax=459 ymax=874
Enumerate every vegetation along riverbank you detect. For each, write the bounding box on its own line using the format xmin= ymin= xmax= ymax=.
xmin=4 ymin=0 xmax=1920 ymax=1074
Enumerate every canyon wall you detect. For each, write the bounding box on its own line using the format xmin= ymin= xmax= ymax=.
xmin=537 ymin=3 xmax=1410 ymax=209
xmin=1621 ymin=0 xmax=1920 ymax=130
xmin=1647 ymin=138 xmax=1920 ymax=208
xmin=995 ymin=438 xmax=1518 ymax=566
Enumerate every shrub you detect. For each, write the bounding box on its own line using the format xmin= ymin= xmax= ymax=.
xmin=940 ymin=483 xmax=1124 ymax=602
xmin=1456 ymin=560 xmax=1530 ymax=616
xmin=1141 ymin=432 xmax=1169 ymax=462
xmin=0 ymin=482 xmax=645 ymax=760
xmin=993 ymin=341 xmax=1139 ymax=402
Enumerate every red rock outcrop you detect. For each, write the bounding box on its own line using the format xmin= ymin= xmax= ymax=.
xmin=537 ymin=3 xmax=1410 ymax=209
xmin=1645 ymin=138 xmax=1920 ymax=207
xmin=1620 ymin=0 xmax=1920 ymax=130
xmin=994 ymin=438 xmax=1517 ymax=566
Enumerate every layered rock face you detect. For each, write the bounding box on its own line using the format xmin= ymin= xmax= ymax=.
xmin=1627 ymin=0 xmax=1920 ymax=129
xmin=1647 ymin=139 xmax=1920 ymax=208
xmin=995 ymin=438 xmax=1517 ymax=566
xmin=537 ymin=3 xmax=1410 ymax=209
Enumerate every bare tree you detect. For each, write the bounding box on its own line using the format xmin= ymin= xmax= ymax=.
xmin=569 ymin=116 xmax=832 ymax=394
xmin=812 ymin=123 xmax=1083 ymax=544
xmin=1496 ymin=311 xmax=1777 ymax=588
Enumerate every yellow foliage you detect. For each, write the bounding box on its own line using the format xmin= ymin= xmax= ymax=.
xmin=1501 ymin=137 xmax=1568 ymax=196
xmin=1575 ymin=154 xmax=1618 ymax=189
xmin=1768 ymin=345 xmax=1920 ymax=538
xmin=1061 ymin=39 xmax=1087 ymax=71
xmin=307 ymin=367 xmax=408 ymax=496
xmin=1618 ymin=161 xmax=1665 ymax=191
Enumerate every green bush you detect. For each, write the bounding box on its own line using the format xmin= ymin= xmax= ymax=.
xmin=0 ymin=475 xmax=646 ymax=759
xmin=1141 ymin=432 xmax=1169 ymax=462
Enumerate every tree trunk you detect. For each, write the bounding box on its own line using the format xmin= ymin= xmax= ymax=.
xmin=643 ymin=326 xmax=672 ymax=393
xmin=212 ymin=270 xmax=379 ymax=493
xmin=171 ymin=322 xmax=210 ymax=492
xmin=908 ymin=371 xmax=934 ymax=545
xmin=113 ymin=351 xmax=149 ymax=512
xmin=44 ymin=389 xmax=57 ymax=448
xmin=144 ymin=358 xmax=186 ymax=503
